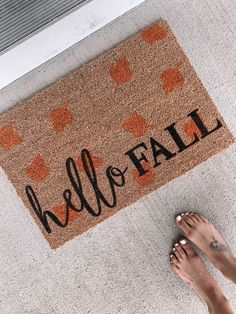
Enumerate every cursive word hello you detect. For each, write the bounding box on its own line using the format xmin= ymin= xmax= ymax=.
xmin=26 ymin=108 xmax=222 ymax=233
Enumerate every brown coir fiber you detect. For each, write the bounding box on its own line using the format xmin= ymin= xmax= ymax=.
xmin=0 ymin=21 xmax=234 ymax=249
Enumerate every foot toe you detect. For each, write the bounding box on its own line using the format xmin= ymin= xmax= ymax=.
xmin=179 ymin=238 xmax=196 ymax=257
xmin=188 ymin=213 xmax=199 ymax=223
xmin=182 ymin=214 xmax=196 ymax=226
xmin=170 ymin=253 xmax=179 ymax=265
xmin=193 ymin=214 xmax=202 ymax=223
xmin=176 ymin=214 xmax=192 ymax=235
xmin=198 ymin=214 xmax=208 ymax=223
xmin=172 ymin=263 xmax=179 ymax=273
xmin=175 ymin=242 xmax=187 ymax=258
xmin=173 ymin=246 xmax=183 ymax=262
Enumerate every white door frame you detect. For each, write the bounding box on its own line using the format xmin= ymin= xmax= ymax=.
xmin=0 ymin=0 xmax=145 ymax=90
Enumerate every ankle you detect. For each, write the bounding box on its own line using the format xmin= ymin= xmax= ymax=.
xmin=194 ymin=280 xmax=221 ymax=303
xmin=203 ymin=285 xmax=232 ymax=311
xmin=203 ymin=282 xmax=222 ymax=299
xmin=206 ymin=292 xmax=233 ymax=314
xmin=210 ymin=250 xmax=234 ymax=270
xmin=216 ymin=254 xmax=236 ymax=280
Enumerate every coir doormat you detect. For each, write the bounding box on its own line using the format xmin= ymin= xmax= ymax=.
xmin=0 ymin=21 xmax=234 ymax=249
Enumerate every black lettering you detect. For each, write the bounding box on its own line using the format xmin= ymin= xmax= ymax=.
xmin=25 ymin=185 xmax=69 ymax=233
xmin=124 ymin=142 xmax=149 ymax=176
xmin=26 ymin=149 xmax=128 ymax=233
xmin=150 ymin=137 xmax=176 ymax=167
xmin=188 ymin=108 xmax=222 ymax=138
xmin=165 ymin=122 xmax=199 ymax=153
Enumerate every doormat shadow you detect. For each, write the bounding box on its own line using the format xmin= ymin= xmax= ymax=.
xmin=0 ymin=21 xmax=234 ymax=249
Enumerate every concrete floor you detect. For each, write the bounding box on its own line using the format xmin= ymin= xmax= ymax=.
xmin=0 ymin=0 xmax=236 ymax=313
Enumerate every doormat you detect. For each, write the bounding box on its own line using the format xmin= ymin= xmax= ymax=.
xmin=0 ymin=21 xmax=234 ymax=249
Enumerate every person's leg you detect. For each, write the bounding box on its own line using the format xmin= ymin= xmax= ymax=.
xmin=170 ymin=239 xmax=233 ymax=314
xmin=175 ymin=213 xmax=236 ymax=284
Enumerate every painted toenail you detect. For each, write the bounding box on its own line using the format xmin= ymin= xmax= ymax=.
xmin=174 ymin=243 xmax=179 ymax=247
xmin=170 ymin=254 xmax=173 ymax=258
xmin=185 ymin=212 xmax=189 ymax=215
xmin=176 ymin=215 xmax=182 ymax=221
xmin=190 ymin=213 xmax=194 ymax=215
xmin=173 ymin=248 xmax=176 ymax=251
xmin=181 ymin=213 xmax=185 ymax=216
xmin=180 ymin=239 xmax=187 ymax=245
xmin=170 ymin=260 xmax=173 ymax=264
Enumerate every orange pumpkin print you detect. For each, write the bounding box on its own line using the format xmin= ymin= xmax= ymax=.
xmin=141 ymin=24 xmax=167 ymax=45
xmin=76 ymin=151 xmax=103 ymax=172
xmin=109 ymin=57 xmax=133 ymax=85
xmin=122 ymin=113 xmax=149 ymax=138
xmin=184 ymin=118 xmax=203 ymax=141
xmin=161 ymin=67 xmax=184 ymax=93
xmin=50 ymin=106 xmax=73 ymax=132
xmin=0 ymin=125 xmax=22 ymax=149
xmin=133 ymin=162 xmax=156 ymax=187
xmin=26 ymin=155 xmax=50 ymax=182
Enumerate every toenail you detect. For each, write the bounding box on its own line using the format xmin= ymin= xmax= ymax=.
xmin=190 ymin=213 xmax=194 ymax=215
xmin=176 ymin=215 xmax=182 ymax=221
xmin=173 ymin=248 xmax=176 ymax=251
xmin=181 ymin=213 xmax=185 ymax=216
xmin=185 ymin=212 xmax=189 ymax=215
xmin=174 ymin=243 xmax=179 ymax=247
xmin=170 ymin=254 xmax=173 ymax=258
xmin=170 ymin=260 xmax=173 ymax=264
xmin=180 ymin=239 xmax=187 ymax=245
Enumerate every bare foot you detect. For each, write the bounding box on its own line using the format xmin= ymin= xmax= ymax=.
xmin=170 ymin=239 xmax=233 ymax=314
xmin=176 ymin=213 xmax=236 ymax=283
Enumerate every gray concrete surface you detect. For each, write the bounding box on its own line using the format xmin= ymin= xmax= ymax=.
xmin=0 ymin=0 xmax=236 ymax=313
